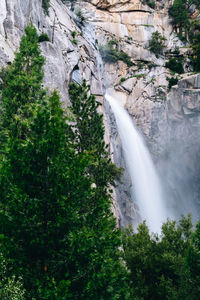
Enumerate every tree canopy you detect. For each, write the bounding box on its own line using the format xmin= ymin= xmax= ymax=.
xmin=122 ymin=215 xmax=200 ymax=299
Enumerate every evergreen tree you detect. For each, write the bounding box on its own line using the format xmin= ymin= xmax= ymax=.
xmin=168 ymin=0 xmax=189 ymax=35
xmin=0 ymin=23 xmax=45 ymax=130
xmin=122 ymin=216 xmax=193 ymax=300
xmin=69 ymin=80 xmax=121 ymax=188
xmin=42 ymin=0 xmax=50 ymax=15
xmin=186 ymin=222 xmax=200 ymax=299
xmin=0 ymin=24 xmax=129 ymax=299
xmin=189 ymin=19 xmax=200 ymax=71
xmin=149 ymin=31 xmax=166 ymax=57
xmin=67 ymin=81 xmax=129 ymax=300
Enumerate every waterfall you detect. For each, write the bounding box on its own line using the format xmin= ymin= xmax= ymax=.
xmin=106 ymin=93 xmax=166 ymax=233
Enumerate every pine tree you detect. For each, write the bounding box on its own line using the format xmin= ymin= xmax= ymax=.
xmin=0 ymin=24 xmax=44 ymax=127
xmin=168 ymin=0 xmax=189 ymax=35
xmin=0 ymin=24 xmax=130 ymax=299
xmin=67 ymin=82 xmax=129 ymax=300
xmin=42 ymin=0 xmax=50 ymax=15
xmin=149 ymin=31 xmax=166 ymax=57
xmin=69 ymin=80 xmax=121 ymax=188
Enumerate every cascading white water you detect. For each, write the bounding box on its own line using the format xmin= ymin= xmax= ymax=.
xmin=106 ymin=93 xmax=166 ymax=233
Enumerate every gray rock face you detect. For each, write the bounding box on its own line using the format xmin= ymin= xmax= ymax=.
xmin=0 ymin=0 xmax=104 ymax=103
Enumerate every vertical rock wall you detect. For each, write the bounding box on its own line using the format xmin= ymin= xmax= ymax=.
xmin=0 ymin=0 xmax=104 ymax=102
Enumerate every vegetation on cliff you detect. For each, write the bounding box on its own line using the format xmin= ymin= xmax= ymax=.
xmin=142 ymin=0 xmax=155 ymax=9
xmin=189 ymin=18 xmax=200 ymax=71
xmin=169 ymin=0 xmax=200 ymax=71
xmin=42 ymin=0 xmax=50 ymax=15
xmin=149 ymin=31 xmax=166 ymax=57
xmin=100 ymin=40 xmax=134 ymax=67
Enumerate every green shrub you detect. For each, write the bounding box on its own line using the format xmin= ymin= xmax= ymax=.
xmin=118 ymin=51 xmax=133 ymax=66
xmin=76 ymin=9 xmax=85 ymax=24
xmin=71 ymin=31 xmax=78 ymax=45
xmin=71 ymin=38 xmax=78 ymax=45
xmin=142 ymin=0 xmax=155 ymax=9
xmin=149 ymin=77 xmax=156 ymax=84
xmin=165 ymin=57 xmax=184 ymax=74
xmin=189 ymin=19 xmax=200 ymax=72
xmin=100 ymin=40 xmax=133 ymax=66
xmin=177 ymin=33 xmax=187 ymax=43
xmin=167 ymin=76 xmax=178 ymax=89
xmin=137 ymin=61 xmax=145 ymax=70
xmin=42 ymin=0 xmax=50 ymax=15
xmin=149 ymin=31 xmax=166 ymax=57
xmin=99 ymin=46 xmax=118 ymax=63
xmin=132 ymin=74 xmax=146 ymax=79
xmin=148 ymin=62 xmax=157 ymax=68
xmin=120 ymin=77 xmax=126 ymax=83
xmin=108 ymin=39 xmax=118 ymax=46
xmin=71 ymin=30 xmax=77 ymax=38
xmin=38 ymin=33 xmax=50 ymax=43
xmin=173 ymin=46 xmax=180 ymax=55
xmin=168 ymin=0 xmax=189 ymax=35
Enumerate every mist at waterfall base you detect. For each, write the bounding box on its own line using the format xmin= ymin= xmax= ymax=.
xmin=106 ymin=94 xmax=167 ymax=233
xmin=158 ymin=118 xmax=200 ymax=224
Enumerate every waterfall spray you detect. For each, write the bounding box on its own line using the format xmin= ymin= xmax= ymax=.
xmin=106 ymin=93 xmax=166 ymax=233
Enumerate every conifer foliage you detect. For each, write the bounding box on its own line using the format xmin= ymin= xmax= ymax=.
xmin=69 ymin=80 xmax=121 ymax=188
xmin=122 ymin=215 xmax=200 ymax=300
xmin=0 ymin=24 xmax=129 ymax=299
